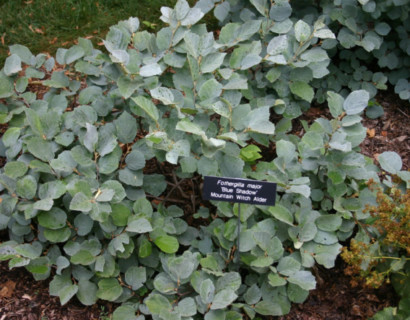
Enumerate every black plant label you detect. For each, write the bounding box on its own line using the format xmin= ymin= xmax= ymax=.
xmin=202 ymin=176 xmax=276 ymax=206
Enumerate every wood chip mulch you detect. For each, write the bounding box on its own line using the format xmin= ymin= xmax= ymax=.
xmin=0 ymin=258 xmax=115 ymax=320
xmin=279 ymin=259 xmax=397 ymax=320
xmin=361 ymin=92 xmax=410 ymax=171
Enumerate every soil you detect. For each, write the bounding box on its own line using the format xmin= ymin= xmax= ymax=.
xmin=0 ymin=91 xmax=408 ymax=319
xmin=0 ymin=259 xmax=110 ymax=320
xmin=361 ymin=92 xmax=409 ymax=171
xmin=279 ymin=260 xmax=397 ymax=320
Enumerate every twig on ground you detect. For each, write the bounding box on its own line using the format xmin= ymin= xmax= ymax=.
xmin=397 ymin=108 xmax=409 ymax=118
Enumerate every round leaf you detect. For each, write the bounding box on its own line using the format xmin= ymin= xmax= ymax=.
xmin=154 ymin=235 xmax=179 ymax=254
xmin=210 ymin=289 xmax=238 ymax=310
xmin=315 ymin=214 xmax=342 ymax=232
xmin=96 ymin=278 xmax=123 ymax=301
xmin=16 ymin=176 xmax=37 ymax=200
xmin=378 ymin=151 xmax=402 ymax=174
xmin=343 ymin=90 xmax=369 ymax=115
xmin=37 ymin=207 xmax=67 ymax=230
xmin=77 ymin=280 xmax=98 ymax=306
xmin=4 ymin=54 xmax=22 ymax=76
xmin=113 ymin=305 xmax=137 ymax=320
xmin=4 ymin=161 xmax=28 ymax=179
xmin=111 ymin=203 xmax=132 ymax=227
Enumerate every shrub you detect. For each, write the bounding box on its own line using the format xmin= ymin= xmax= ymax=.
xmin=342 ymin=185 xmax=410 ymax=319
xmin=214 ymin=0 xmax=410 ymax=108
xmin=0 ymin=0 xmax=408 ymax=319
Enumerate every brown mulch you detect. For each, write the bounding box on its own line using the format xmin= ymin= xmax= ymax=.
xmin=279 ymin=260 xmax=397 ymax=320
xmin=0 ymin=123 xmax=7 ymax=168
xmin=0 ymin=92 xmax=409 ymax=319
xmin=0 ymin=259 xmax=115 ymax=320
xmin=361 ymin=92 xmax=410 ymax=171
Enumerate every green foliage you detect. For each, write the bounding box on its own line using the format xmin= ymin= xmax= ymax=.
xmin=0 ymin=0 xmax=409 ymax=318
xmin=0 ymin=0 xmax=207 ymax=66
xmin=218 ymin=0 xmax=410 ymax=104
xmin=342 ymin=186 xmax=410 ymax=319
xmin=240 ymin=145 xmax=262 ymax=164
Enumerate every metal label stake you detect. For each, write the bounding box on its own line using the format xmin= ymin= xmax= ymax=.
xmin=236 ymin=203 xmax=241 ymax=269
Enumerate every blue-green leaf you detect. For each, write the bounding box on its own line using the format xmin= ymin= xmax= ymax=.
xmin=114 ymin=111 xmax=137 ymax=144
xmin=96 ymin=278 xmax=123 ymax=301
xmin=378 ymin=151 xmax=402 ymax=174
xmin=210 ymin=289 xmax=237 ymax=310
xmin=131 ymin=96 xmax=159 ymax=122
xmin=343 ymin=90 xmax=369 ymax=115
xmin=4 ymin=54 xmax=22 ymax=76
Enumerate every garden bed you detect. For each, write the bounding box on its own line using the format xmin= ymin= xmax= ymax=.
xmin=0 ymin=92 xmax=408 ymax=320
xmin=1 ymin=1 xmax=409 ymax=319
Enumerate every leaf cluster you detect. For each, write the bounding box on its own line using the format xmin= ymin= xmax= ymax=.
xmin=0 ymin=0 xmax=409 ymax=319
xmin=341 ymin=185 xmax=410 ymax=319
xmin=221 ymin=0 xmax=410 ymax=105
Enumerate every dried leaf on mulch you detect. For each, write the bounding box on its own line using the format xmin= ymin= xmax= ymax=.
xmin=361 ymin=93 xmax=409 ymax=171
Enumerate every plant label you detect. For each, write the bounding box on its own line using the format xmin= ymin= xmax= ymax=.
xmin=202 ymin=176 xmax=276 ymax=206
